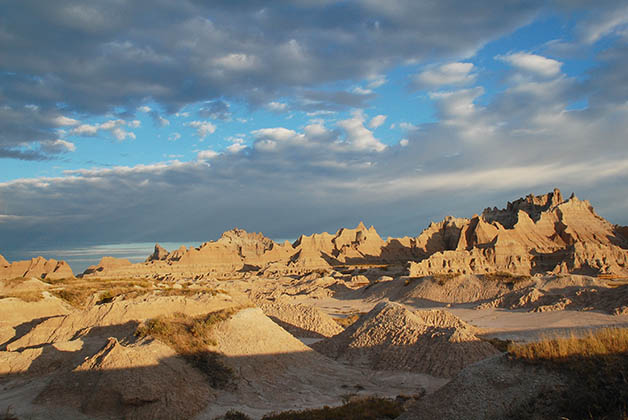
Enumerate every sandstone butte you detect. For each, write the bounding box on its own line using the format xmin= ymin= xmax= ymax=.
xmin=1 ymin=188 xmax=627 ymax=281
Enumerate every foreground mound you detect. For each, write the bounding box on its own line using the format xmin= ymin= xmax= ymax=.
xmin=35 ymin=337 xmax=212 ymax=419
xmin=260 ymin=302 xmax=344 ymax=338
xmin=312 ymin=301 xmax=498 ymax=377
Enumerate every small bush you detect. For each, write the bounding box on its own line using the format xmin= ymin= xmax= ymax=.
xmin=432 ymin=272 xmax=460 ymax=286
xmin=216 ymin=409 xmax=252 ymax=420
xmin=261 ymin=396 xmax=404 ymax=420
xmin=136 ymin=308 xmax=241 ymax=388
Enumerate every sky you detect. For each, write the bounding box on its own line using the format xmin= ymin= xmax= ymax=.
xmin=1 ymin=1 xmax=628 ymax=272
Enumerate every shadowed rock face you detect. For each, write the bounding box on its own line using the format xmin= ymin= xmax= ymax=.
xmin=410 ymin=189 xmax=628 ymax=277
xmin=0 ymin=256 xmax=73 ymax=280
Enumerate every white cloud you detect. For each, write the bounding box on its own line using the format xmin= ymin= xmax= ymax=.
xmin=367 ymin=75 xmax=387 ymax=89
xmin=226 ymin=143 xmax=247 ymax=153
xmin=266 ymin=101 xmax=288 ymax=112
xmin=369 ymin=114 xmax=387 ymax=129
xmin=138 ymin=105 xmax=152 ymax=113
xmin=197 ymin=149 xmax=219 ymax=160
xmin=399 ymin=138 xmax=409 ymax=147
xmin=128 ymin=120 xmax=141 ymax=128
xmin=186 ymin=121 xmax=216 ymax=139
xmin=52 ymin=115 xmax=79 ymax=126
xmin=337 ymin=110 xmax=386 ymax=152
xmin=71 ymin=124 xmax=99 ymax=136
xmin=41 ymin=139 xmax=76 ymax=153
xmin=497 ymin=52 xmax=562 ymax=77
xmin=414 ymin=62 xmax=475 ymax=87
xmin=70 ymin=119 xmax=136 ymax=141
xmin=156 ymin=115 xmax=170 ymax=126
xmin=214 ymin=53 xmax=258 ymax=70
xmin=168 ymin=132 xmax=181 ymax=141
xmin=352 ymin=86 xmax=373 ymax=95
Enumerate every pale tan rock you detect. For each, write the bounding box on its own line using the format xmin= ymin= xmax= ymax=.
xmin=260 ymin=302 xmax=343 ymax=338
xmin=312 ymin=301 xmax=498 ymax=377
xmin=0 ymin=256 xmax=74 ymax=281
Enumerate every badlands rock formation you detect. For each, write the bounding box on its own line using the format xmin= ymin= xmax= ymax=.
xmin=312 ymin=301 xmax=499 ymax=377
xmin=78 ymin=188 xmax=627 ymax=281
xmin=409 ymin=188 xmax=628 ymax=277
xmin=0 ymin=255 xmax=73 ymax=280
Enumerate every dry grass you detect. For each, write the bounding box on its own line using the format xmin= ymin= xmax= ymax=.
xmin=0 ymin=290 xmax=44 ymax=302
xmin=135 ymin=308 xmax=242 ymax=388
xmin=261 ymin=396 xmax=404 ymax=420
xmin=432 ymin=272 xmax=461 ymax=286
xmin=508 ymin=328 xmax=628 ymax=361
xmin=508 ymin=328 xmax=628 ymax=420
xmin=483 ymin=271 xmax=530 ymax=284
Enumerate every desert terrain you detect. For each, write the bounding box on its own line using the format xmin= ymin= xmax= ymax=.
xmin=1 ymin=189 xmax=627 ymax=419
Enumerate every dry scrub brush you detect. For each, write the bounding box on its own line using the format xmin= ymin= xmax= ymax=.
xmin=136 ymin=308 xmax=242 ymax=388
xmin=507 ymin=328 xmax=628 ymax=420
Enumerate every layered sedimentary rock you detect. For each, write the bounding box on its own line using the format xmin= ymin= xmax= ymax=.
xmin=83 ymin=223 xmax=421 ymax=279
xmin=0 ymin=255 xmax=73 ymax=280
xmin=409 ymin=189 xmax=628 ymax=276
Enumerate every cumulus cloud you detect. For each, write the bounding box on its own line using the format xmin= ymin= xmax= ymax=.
xmin=266 ymin=101 xmax=288 ymax=112
xmin=186 ymin=121 xmax=216 ymax=139
xmin=413 ymin=62 xmax=476 ymax=88
xmin=497 ymin=52 xmax=562 ymax=77
xmin=70 ymin=119 xmax=137 ymax=141
xmin=369 ymin=114 xmax=387 ymax=129
xmin=337 ymin=111 xmax=386 ymax=152
xmin=197 ymin=149 xmax=219 ymax=160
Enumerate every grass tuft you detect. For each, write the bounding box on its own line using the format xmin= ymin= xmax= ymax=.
xmin=508 ymin=328 xmax=628 ymax=420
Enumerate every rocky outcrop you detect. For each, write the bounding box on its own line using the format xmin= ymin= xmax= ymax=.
xmin=409 ymin=189 xmax=628 ymax=277
xmin=0 ymin=256 xmax=74 ymax=280
xmin=82 ymin=223 xmax=422 ymax=279
xmin=312 ymin=301 xmax=498 ymax=377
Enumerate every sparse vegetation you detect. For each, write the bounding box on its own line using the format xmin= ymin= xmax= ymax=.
xmin=0 ymin=290 xmax=43 ymax=302
xmin=261 ymin=396 xmax=405 ymax=420
xmin=136 ymin=308 xmax=242 ymax=388
xmin=483 ymin=271 xmax=530 ymax=285
xmin=508 ymin=328 xmax=628 ymax=420
xmin=215 ymin=410 xmax=253 ymax=420
xmin=432 ymin=272 xmax=461 ymax=286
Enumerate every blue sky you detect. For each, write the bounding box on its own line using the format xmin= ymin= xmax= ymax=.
xmin=1 ymin=1 xmax=628 ymax=272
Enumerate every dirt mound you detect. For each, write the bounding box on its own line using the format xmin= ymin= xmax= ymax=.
xmin=398 ymin=354 xmax=565 ymax=420
xmin=260 ymin=302 xmax=343 ymax=338
xmin=312 ymin=301 xmax=498 ymax=377
xmin=477 ymin=278 xmax=628 ymax=315
xmin=35 ymin=337 xmax=212 ymax=420
xmin=395 ymin=274 xmax=531 ymax=304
